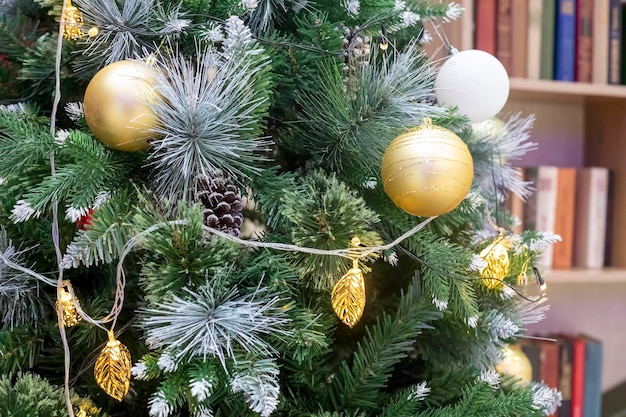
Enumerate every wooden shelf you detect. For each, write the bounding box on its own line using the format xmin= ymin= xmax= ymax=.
xmin=509 ymin=78 xmax=626 ymax=102
xmin=544 ymin=268 xmax=626 ymax=284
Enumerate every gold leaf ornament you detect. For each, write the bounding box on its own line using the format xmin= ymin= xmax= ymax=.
xmin=331 ymin=259 xmax=366 ymax=328
xmin=62 ymin=0 xmax=84 ymax=40
xmin=94 ymin=331 xmax=132 ymax=401
xmin=56 ymin=285 xmax=81 ymax=327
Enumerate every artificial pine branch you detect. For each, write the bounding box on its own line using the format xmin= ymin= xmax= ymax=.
xmin=326 ymin=276 xmax=441 ymax=412
xmin=61 ymin=188 xmax=137 ymax=268
xmin=147 ymin=42 xmax=272 ymax=202
xmin=296 ymin=45 xmax=446 ymax=183
xmin=0 ymin=106 xmax=53 ymax=178
xmin=281 ymin=170 xmax=382 ymax=289
xmin=0 ymin=227 xmax=46 ymax=328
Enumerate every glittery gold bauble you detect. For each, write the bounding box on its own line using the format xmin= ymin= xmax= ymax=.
xmin=496 ymin=344 xmax=532 ymax=385
xmin=381 ymin=118 xmax=474 ymax=216
xmin=331 ymin=264 xmax=366 ymax=328
xmin=478 ymin=239 xmax=510 ymax=289
xmin=94 ymin=331 xmax=132 ymax=401
xmin=83 ymin=60 xmax=160 ymax=152
xmin=56 ymin=287 xmax=81 ymax=327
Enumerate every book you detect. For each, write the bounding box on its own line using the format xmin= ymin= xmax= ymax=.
xmin=538 ymin=339 xmax=561 ymax=417
xmin=520 ymin=340 xmax=541 ymax=382
xmin=554 ymin=0 xmax=577 ymax=81
xmin=510 ymin=0 xmax=528 ymax=77
xmin=576 ymin=0 xmax=594 ymax=82
xmin=571 ymin=336 xmax=586 ymax=417
xmin=557 ymin=336 xmax=574 ymax=417
xmin=593 ymin=0 xmax=611 ymax=84
xmin=527 ymin=0 xmax=544 ymax=79
xmin=552 ymin=168 xmax=577 ymax=269
xmin=496 ymin=0 xmax=513 ymax=73
xmin=475 ymin=0 xmax=498 ymax=55
xmin=541 ymin=0 xmax=557 ymax=79
xmin=609 ymin=0 xmax=623 ymax=84
xmin=573 ymin=167 xmax=609 ymax=269
xmin=581 ymin=335 xmax=603 ymax=417
xmin=607 ymin=172 xmax=626 ymax=267
xmin=524 ymin=167 xmax=559 ymax=269
xmin=506 ymin=190 xmax=525 ymax=234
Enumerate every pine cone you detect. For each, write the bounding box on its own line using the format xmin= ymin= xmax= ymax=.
xmin=196 ymin=174 xmax=244 ymax=237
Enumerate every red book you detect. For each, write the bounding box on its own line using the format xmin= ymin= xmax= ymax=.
xmin=571 ymin=337 xmax=586 ymax=417
xmin=496 ymin=0 xmax=513 ymax=73
xmin=532 ymin=339 xmax=560 ymax=417
xmin=475 ymin=0 xmax=498 ymax=55
xmin=576 ymin=0 xmax=593 ymax=82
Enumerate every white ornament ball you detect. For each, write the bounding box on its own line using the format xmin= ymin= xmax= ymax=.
xmin=435 ymin=49 xmax=510 ymax=123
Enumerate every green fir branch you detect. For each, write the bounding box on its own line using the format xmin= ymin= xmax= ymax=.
xmin=327 ymin=276 xmax=441 ymax=412
xmin=296 ymin=45 xmax=446 ymax=183
xmin=281 ymin=171 xmax=382 ymax=289
xmin=61 ymin=188 xmax=137 ymax=269
xmin=0 ymin=107 xmax=53 ymax=178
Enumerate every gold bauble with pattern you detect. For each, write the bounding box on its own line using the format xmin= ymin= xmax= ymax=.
xmin=381 ymin=118 xmax=474 ymax=216
xmin=83 ymin=60 xmax=160 ymax=152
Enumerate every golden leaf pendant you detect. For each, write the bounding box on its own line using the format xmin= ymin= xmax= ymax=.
xmin=94 ymin=331 xmax=132 ymax=401
xmin=331 ymin=267 xmax=366 ymax=328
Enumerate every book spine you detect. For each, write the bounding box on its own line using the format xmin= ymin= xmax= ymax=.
xmin=571 ymin=337 xmax=586 ymax=417
xmin=525 ymin=167 xmax=559 ymax=269
xmin=557 ymin=338 xmax=573 ymax=417
xmin=541 ymin=0 xmax=557 ymax=79
xmin=552 ymin=168 xmax=577 ymax=269
xmin=521 ymin=341 xmax=541 ymax=382
xmin=574 ymin=167 xmax=609 ymax=269
xmin=511 ymin=0 xmax=528 ymax=77
xmin=554 ymin=0 xmax=577 ymax=81
xmin=608 ymin=172 xmax=626 ymax=267
xmin=539 ymin=340 xmax=560 ymax=417
xmin=527 ymin=0 xmax=544 ymax=78
xmin=496 ymin=0 xmax=513 ymax=73
xmin=608 ymin=0 xmax=623 ymax=84
xmin=576 ymin=0 xmax=594 ymax=82
xmin=593 ymin=0 xmax=611 ymax=84
xmin=582 ymin=338 xmax=603 ymax=417
xmin=476 ymin=0 xmax=498 ymax=55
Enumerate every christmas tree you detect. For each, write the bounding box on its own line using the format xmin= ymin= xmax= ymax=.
xmin=0 ymin=0 xmax=562 ymax=416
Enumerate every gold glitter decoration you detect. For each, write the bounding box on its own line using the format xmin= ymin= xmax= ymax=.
xmin=94 ymin=331 xmax=132 ymax=401
xmin=496 ymin=344 xmax=532 ymax=386
xmin=56 ymin=286 xmax=81 ymax=327
xmin=478 ymin=236 xmax=511 ymax=289
xmin=62 ymin=0 xmax=83 ymax=40
xmin=331 ymin=258 xmax=366 ymax=328
xmin=381 ymin=117 xmax=474 ymax=216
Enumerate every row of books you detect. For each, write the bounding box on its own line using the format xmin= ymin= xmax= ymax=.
xmin=508 ymin=166 xmax=611 ymax=270
xmin=519 ymin=334 xmax=603 ymax=417
xmin=474 ymin=0 xmax=624 ymax=84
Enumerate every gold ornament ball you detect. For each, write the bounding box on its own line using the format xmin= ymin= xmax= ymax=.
xmin=83 ymin=60 xmax=160 ymax=152
xmin=496 ymin=344 xmax=533 ymax=385
xmin=381 ymin=119 xmax=474 ymax=216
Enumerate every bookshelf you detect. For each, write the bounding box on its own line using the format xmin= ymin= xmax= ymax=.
xmin=430 ymin=0 xmax=626 ymax=398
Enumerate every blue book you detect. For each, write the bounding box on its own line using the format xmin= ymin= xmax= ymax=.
xmin=581 ymin=335 xmax=603 ymax=417
xmin=554 ymin=0 xmax=577 ymax=81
